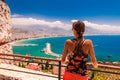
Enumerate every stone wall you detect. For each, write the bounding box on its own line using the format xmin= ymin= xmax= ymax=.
xmin=0 ymin=1 xmax=12 ymax=54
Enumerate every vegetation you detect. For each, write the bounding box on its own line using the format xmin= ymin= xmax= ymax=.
xmin=88 ymin=68 xmax=120 ymax=80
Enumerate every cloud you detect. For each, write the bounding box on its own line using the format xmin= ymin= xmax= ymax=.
xmin=12 ymin=14 xmax=120 ymax=34
xmin=12 ymin=14 xmax=71 ymax=30
xmin=71 ymin=20 xmax=120 ymax=33
xmin=84 ymin=21 xmax=120 ymax=33
xmin=71 ymin=20 xmax=78 ymax=23
xmin=11 ymin=14 xmax=23 ymax=18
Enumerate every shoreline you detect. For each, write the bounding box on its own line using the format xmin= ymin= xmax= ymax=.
xmin=11 ymin=34 xmax=120 ymax=46
xmin=11 ymin=35 xmax=69 ymax=46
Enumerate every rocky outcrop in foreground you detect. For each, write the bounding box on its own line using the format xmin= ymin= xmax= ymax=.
xmin=0 ymin=1 xmax=12 ymax=54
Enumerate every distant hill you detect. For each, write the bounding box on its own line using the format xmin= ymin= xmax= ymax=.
xmin=13 ymin=25 xmax=70 ymax=34
xmin=12 ymin=24 xmax=118 ymax=41
xmin=12 ymin=25 xmax=71 ymax=40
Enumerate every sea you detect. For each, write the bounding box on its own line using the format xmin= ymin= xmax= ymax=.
xmin=12 ymin=35 xmax=120 ymax=62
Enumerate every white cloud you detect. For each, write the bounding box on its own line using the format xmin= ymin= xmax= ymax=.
xmin=83 ymin=21 xmax=120 ymax=33
xmin=12 ymin=15 xmax=71 ymax=30
xmin=71 ymin=20 xmax=78 ymax=23
xmin=11 ymin=14 xmax=23 ymax=18
xmin=12 ymin=14 xmax=120 ymax=33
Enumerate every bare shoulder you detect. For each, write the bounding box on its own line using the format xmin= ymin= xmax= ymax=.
xmin=65 ymin=39 xmax=73 ymax=44
xmin=85 ymin=39 xmax=92 ymax=43
xmin=84 ymin=39 xmax=93 ymax=46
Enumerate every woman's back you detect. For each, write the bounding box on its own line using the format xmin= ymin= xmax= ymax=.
xmin=66 ymin=39 xmax=92 ymax=54
xmin=66 ymin=39 xmax=91 ymax=76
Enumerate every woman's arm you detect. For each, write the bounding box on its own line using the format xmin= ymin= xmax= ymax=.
xmin=89 ymin=40 xmax=98 ymax=68
xmin=61 ymin=40 xmax=69 ymax=63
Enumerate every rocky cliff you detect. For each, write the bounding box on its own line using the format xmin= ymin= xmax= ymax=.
xmin=0 ymin=1 xmax=12 ymax=54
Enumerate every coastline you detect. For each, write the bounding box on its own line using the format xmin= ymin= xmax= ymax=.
xmin=11 ymin=35 xmax=120 ymax=62
xmin=11 ymin=34 xmax=120 ymax=46
xmin=11 ymin=35 xmax=71 ymax=46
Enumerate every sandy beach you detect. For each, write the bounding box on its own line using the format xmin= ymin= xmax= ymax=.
xmin=10 ymin=36 xmax=63 ymax=46
xmin=10 ymin=37 xmax=40 ymax=46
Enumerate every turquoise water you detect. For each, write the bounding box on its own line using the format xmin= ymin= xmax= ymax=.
xmin=12 ymin=35 xmax=120 ymax=62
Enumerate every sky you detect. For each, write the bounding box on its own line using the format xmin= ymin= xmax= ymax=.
xmin=5 ymin=0 xmax=120 ymax=34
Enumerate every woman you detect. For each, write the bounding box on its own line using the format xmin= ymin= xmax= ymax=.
xmin=61 ymin=21 xmax=98 ymax=80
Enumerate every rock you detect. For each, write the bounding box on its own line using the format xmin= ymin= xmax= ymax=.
xmin=0 ymin=1 xmax=12 ymax=54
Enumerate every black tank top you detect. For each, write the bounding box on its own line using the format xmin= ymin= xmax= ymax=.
xmin=66 ymin=40 xmax=88 ymax=76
